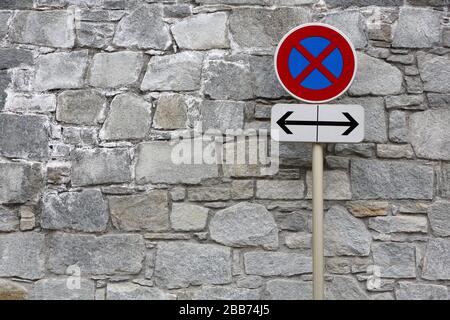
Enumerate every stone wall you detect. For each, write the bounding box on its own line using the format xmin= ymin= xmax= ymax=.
xmin=0 ymin=0 xmax=449 ymax=300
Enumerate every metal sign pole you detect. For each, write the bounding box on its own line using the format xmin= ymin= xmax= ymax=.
xmin=312 ymin=143 xmax=324 ymax=300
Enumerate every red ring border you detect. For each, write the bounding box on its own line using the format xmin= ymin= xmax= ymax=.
xmin=275 ymin=23 xmax=357 ymax=104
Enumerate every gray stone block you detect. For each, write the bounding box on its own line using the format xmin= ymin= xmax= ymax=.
xmin=0 ymin=114 xmax=48 ymax=160
xmin=325 ymin=206 xmax=371 ymax=257
xmin=393 ymin=7 xmax=442 ymax=48
xmin=373 ymin=242 xmax=416 ymax=278
xmin=135 ymin=140 xmax=218 ymax=184
xmin=113 ymin=4 xmax=171 ymax=50
xmin=41 ymin=189 xmax=108 ymax=232
xmin=351 ymin=160 xmax=434 ymax=199
xmin=30 ymin=279 xmax=95 ymax=300
xmin=410 ymin=109 xmax=450 ymax=160
xmin=427 ymin=201 xmax=450 ymax=236
xmin=229 ymin=7 xmax=310 ymax=49
xmin=154 ymin=242 xmax=232 ymax=289
xmin=71 ymin=148 xmax=132 ymax=186
xmin=34 ymin=51 xmax=88 ymax=91
xmin=396 ymin=282 xmax=448 ymax=300
xmin=172 ymin=12 xmax=229 ymax=50
xmin=0 ymin=162 xmax=43 ymax=204
xmin=9 ymin=10 xmax=75 ymax=48
xmin=209 ymin=202 xmax=278 ymax=250
xmin=0 ymin=207 xmax=19 ymax=232
xmin=322 ymin=10 xmax=367 ymax=49
xmin=106 ymin=283 xmax=175 ymax=300
xmin=244 ymin=252 xmax=312 ymax=276
xmin=0 ymin=48 xmax=33 ymax=70
xmin=349 ymin=52 xmax=403 ymax=96
xmin=89 ymin=51 xmax=144 ymax=88
xmin=171 ymin=203 xmax=209 ymax=232
xmin=100 ymin=93 xmax=152 ymax=141
xmin=56 ymin=89 xmax=106 ymax=125
xmin=0 ymin=232 xmax=45 ymax=280
xmin=48 ymin=233 xmax=145 ymax=275
xmin=422 ymin=238 xmax=450 ymax=280
xmin=264 ymin=279 xmax=312 ymax=300
xmin=109 ymin=191 xmax=170 ymax=232
xmin=141 ymin=52 xmax=204 ymax=91
xmin=417 ymin=52 xmax=450 ymax=93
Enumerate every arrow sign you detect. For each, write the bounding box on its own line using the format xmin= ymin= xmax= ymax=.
xmin=271 ymin=104 xmax=364 ymax=143
xmin=277 ymin=111 xmax=359 ymax=136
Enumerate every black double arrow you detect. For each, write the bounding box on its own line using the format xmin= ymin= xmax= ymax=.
xmin=277 ymin=111 xmax=359 ymax=136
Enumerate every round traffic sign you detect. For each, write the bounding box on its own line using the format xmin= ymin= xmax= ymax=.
xmin=275 ymin=23 xmax=357 ymax=104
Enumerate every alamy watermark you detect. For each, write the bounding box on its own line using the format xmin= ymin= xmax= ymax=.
xmin=169 ymin=124 xmax=280 ymax=176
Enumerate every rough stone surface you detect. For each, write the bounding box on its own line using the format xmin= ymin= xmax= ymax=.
xmin=410 ymin=109 xmax=450 ymax=160
xmin=30 ymin=279 xmax=95 ymax=300
xmin=322 ymin=10 xmax=367 ymax=49
xmin=0 ymin=232 xmax=45 ymax=280
xmin=368 ymin=216 xmax=428 ymax=234
xmin=57 ymin=90 xmax=106 ymax=125
xmin=172 ymin=12 xmax=229 ymax=50
xmin=0 ymin=162 xmax=43 ymax=204
xmin=349 ymin=52 xmax=403 ymax=96
xmin=0 ymin=207 xmax=19 ymax=232
xmin=48 ymin=233 xmax=145 ymax=275
xmin=106 ymin=283 xmax=175 ymax=300
xmin=203 ymin=58 xmax=253 ymax=100
xmin=428 ymin=200 xmax=450 ymax=237
xmin=0 ymin=12 xmax=11 ymax=40
xmin=34 ymin=51 xmax=88 ymax=91
xmin=0 ymin=48 xmax=33 ymax=69
xmin=10 ymin=10 xmax=75 ymax=48
xmin=209 ymin=202 xmax=278 ymax=249
xmin=188 ymin=286 xmax=260 ymax=300
xmin=422 ymin=239 xmax=450 ymax=280
xmin=306 ymin=171 xmax=351 ymax=200
xmin=264 ymin=280 xmax=312 ymax=300
xmin=71 ymin=148 xmax=131 ymax=187
xmin=41 ymin=189 xmax=108 ymax=232
xmin=256 ymin=180 xmax=304 ymax=200
xmin=141 ymin=52 xmax=203 ymax=91
xmin=376 ymin=144 xmax=414 ymax=159
xmin=153 ymin=94 xmax=188 ymax=130
xmin=326 ymin=275 xmax=369 ymax=300
xmin=100 ymin=93 xmax=152 ymax=140
xmin=113 ymin=5 xmax=171 ymax=50
xmin=229 ymin=7 xmax=310 ymax=49
xmin=389 ymin=111 xmax=409 ymax=143
xmin=0 ymin=279 xmax=28 ymax=300
xmin=0 ymin=0 xmax=447 ymax=300
xmin=325 ymin=206 xmax=371 ymax=257
xmin=0 ymin=71 xmax=10 ymax=109
xmin=200 ymin=100 xmax=245 ymax=131
xmin=154 ymin=242 xmax=232 ymax=289
xmin=417 ymin=53 xmax=450 ymax=93
xmin=0 ymin=114 xmax=48 ymax=160
xmin=373 ymin=242 xmax=416 ymax=278
xmin=393 ymin=7 xmax=442 ymax=48
xmin=135 ymin=140 xmax=218 ymax=185
xmin=109 ymin=191 xmax=169 ymax=232
xmin=396 ymin=282 xmax=448 ymax=300
xmin=89 ymin=51 xmax=143 ymax=88
xmin=244 ymin=252 xmax=312 ymax=276
xmin=171 ymin=203 xmax=209 ymax=231
xmin=351 ymin=160 xmax=434 ymax=199
xmin=77 ymin=22 xmax=115 ymax=49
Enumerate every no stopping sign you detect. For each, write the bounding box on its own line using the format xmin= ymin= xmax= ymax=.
xmin=275 ymin=23 xmax=357 ymax=103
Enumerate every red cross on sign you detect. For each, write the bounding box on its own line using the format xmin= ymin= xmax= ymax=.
xmin=275 ymin=23 xmax=357 ymax=103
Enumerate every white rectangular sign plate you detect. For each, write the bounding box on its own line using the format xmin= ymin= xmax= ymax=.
xmin=271 ymin=104 xmax=365 ymax=143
